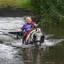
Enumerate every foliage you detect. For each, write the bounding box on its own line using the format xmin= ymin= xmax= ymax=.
xmin=17 ymin=0 xmax=32 ymax=10
xmin=31 ymin=0 xmax=40 ymax=14
xmin=31 ymin=0 xmax=64 ymax=26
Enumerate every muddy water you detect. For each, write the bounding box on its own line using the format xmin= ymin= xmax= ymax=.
xmin=0 ymin=17 xmax=64 ymax=64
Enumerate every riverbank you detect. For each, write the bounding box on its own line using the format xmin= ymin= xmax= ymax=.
xmin=0 ymin=8 xmax=36 ymax=17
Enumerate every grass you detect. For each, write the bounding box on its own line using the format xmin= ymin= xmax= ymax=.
xmin=0 ymin=0 xmax=33 ymax=10
xmin=17 ymin=0 xmax=33 ymax=10
xmin=0 ymin=0 xmax=18 ymax=8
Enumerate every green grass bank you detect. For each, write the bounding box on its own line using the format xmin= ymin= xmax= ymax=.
xmin=0 ymin=0 xmax=33 ymax=10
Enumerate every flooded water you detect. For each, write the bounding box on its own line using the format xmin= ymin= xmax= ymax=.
xmin=0 ymin=17 xmax=64 ymax=64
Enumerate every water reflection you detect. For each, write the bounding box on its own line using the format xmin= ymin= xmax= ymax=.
xmin=21 ymin=45 xmax=64 ymax=64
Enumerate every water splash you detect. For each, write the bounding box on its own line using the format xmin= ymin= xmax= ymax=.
xmin=40 ymin=39 xmax=64 ymax=48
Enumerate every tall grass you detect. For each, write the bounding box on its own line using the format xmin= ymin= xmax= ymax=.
xmin=17 ymin=0 xmax=33 ymax=10
xmin=0 ymin=0 xmax=18 ymax=8
xmin=0 ymin=0 xmax=32 ymax=10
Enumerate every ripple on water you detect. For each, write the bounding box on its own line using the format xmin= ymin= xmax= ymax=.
xmin=0 ymin=44 xmax=24 ymax=64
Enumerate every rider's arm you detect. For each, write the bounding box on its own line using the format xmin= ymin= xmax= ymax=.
xmin=16 ymin=24 xmax=25 ymax=32
xmin=16 ymin=29 xmax=22 ymax=32
xmin=33 ymin=24 xmax=38 ymax=27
